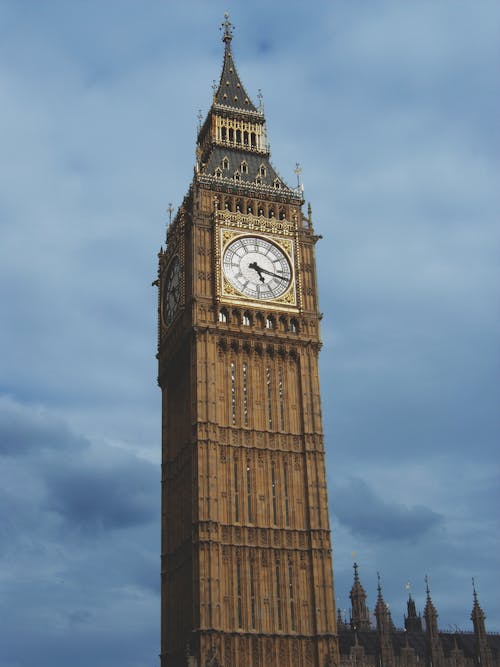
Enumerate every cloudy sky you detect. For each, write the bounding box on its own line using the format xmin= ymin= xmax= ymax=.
xmin=0 ymin=1 xmax=498 ymax=665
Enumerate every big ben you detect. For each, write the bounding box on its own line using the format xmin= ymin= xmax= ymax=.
xmin=157 ymin=16 xmax=338 ymax=667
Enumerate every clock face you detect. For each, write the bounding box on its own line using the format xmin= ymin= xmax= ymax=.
xmin=222 ymin=236 xmax=292 ymax=300
xmin=163 ymin=256 xmax=181 ymax=326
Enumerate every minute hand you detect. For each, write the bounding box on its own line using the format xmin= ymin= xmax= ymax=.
xmin=257 ymin=266 xmax=288 ymax=281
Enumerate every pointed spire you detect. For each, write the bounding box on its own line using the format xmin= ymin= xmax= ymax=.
xmin=214 ymin=13 xmax=257 ymax=113
xmin=423 ymin=576 xmax=439 ymax=640
xmin=349 ymin=562 xmax=371 ymax=630
xmin=375 ymin=573 xmax=395 ymax=664
xmin=471 ymin=578 xmax=486 ymax=636
xmin=470 ymin=579 xmax=493 ymax=667
xmin=375 ymin=572 xmax=394 ymax=633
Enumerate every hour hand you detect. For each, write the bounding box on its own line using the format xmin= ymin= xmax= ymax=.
xmin=256 ymin=266 xmax=287 ymax=281
xmin=249 ymin=261 xmax=265 ymax=282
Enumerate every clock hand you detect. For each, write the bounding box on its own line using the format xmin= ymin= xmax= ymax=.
xmin=248 ymin=261 xmax=265 ymax=282
xmin=256 ymin=266 xmax=288 ymax=281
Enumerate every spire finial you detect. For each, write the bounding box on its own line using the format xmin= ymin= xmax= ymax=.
xmin=257 ymin=88 xmax=264 ymax=112
xmin=294 ymin=162 xmax=302 ymax=189
xmin=167 ymin=203 xmax=173 ymax=225
xmin=197 ymin=110 xmax=203 ymax=132
xmin=377 ymin=571 xmax=382 ymax=595
xmin=472 ymin=577 xmax=478 ymax=602
xmin=353 ymin=562 xmax=359 ymax=581
xmin=220 ymin=12 xmax=234 ymax=44
xmin=425 ymin=574 xmax=430 ymax=597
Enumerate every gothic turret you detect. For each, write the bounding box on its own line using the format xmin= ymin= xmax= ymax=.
xmin=375 ymin=574 xmax=395 ymax=667
xmin=423 ymin=577 xmax=444 ymax=667
xmin=349 ymin=562 xmax=371 ymax=631
xmin=374 ymin=573 xmax=394 ymax=635
xmin=195 ymin=15 xmax=299 ymax=203
xmin=471 ymin=579 xmax=493 ymax=667
xmin=404 ymin=592 xmax=423 ymax=633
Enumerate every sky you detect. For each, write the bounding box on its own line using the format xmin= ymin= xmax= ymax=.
xmin=0 ymin=1 xmax=499 ymax=665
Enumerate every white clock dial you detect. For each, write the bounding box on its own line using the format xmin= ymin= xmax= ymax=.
xmin=222 ymin=236 xmax=292 ymax=300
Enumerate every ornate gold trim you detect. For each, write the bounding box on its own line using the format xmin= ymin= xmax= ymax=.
xmin=216 ymin=210 xmax=297 ymax=236
xmin=217 ymin=225 xmax=298 ymax=310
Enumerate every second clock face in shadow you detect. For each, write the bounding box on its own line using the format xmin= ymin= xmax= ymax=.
xmin=163 ymin=256 xmax=181 ymax=326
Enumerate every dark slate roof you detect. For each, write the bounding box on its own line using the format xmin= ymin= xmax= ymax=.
xmin=214 ymin=36 xmax=257 ymax=113
xmin=201 ymin=146 xmax=292 ymax=192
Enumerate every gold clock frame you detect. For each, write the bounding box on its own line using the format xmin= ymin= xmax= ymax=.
xmin=216 ymin=221 xmax=299 ymax=310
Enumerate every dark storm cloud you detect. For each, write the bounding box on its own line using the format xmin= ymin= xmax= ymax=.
xmin=46 ymin=456 xmax=156 ymax=531
xmin=0 ymin=396 xmax=84 ymax=456
xmin=332 ymin=477 xmax=444 ymax=542
xmin=0 ymin=395 xmax=157 ymax=533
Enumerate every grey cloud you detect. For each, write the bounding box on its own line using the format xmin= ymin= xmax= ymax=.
xmin=45 ymin=456 xmax=157 ymax=531
xmin=332 ymin=477 xmax=444 ymax=541
xmin=0 ymin=396 xmax=86 ymax=457
xmin=0 ymin=396 xmax=157 ymax=535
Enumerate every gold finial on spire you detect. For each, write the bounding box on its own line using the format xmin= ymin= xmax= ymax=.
xmin=167 ymin=203 xmax=173 ymax=225
xmin=220 ymin=12 xmax=234 ymax=44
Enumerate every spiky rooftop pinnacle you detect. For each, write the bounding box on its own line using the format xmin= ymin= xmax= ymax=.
xmin=195 ymin=14 xmax=300 ymax=203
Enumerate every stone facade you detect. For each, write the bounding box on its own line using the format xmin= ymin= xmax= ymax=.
xmin=157 ymin=16 xmax=337 ymax=667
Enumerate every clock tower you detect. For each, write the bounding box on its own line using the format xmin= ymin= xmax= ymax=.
xmin=157 ymin=16 xmax=338 ymax=667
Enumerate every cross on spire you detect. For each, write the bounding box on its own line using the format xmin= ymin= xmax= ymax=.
xmin=220 ymin=12 xmax=234 ymax=44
